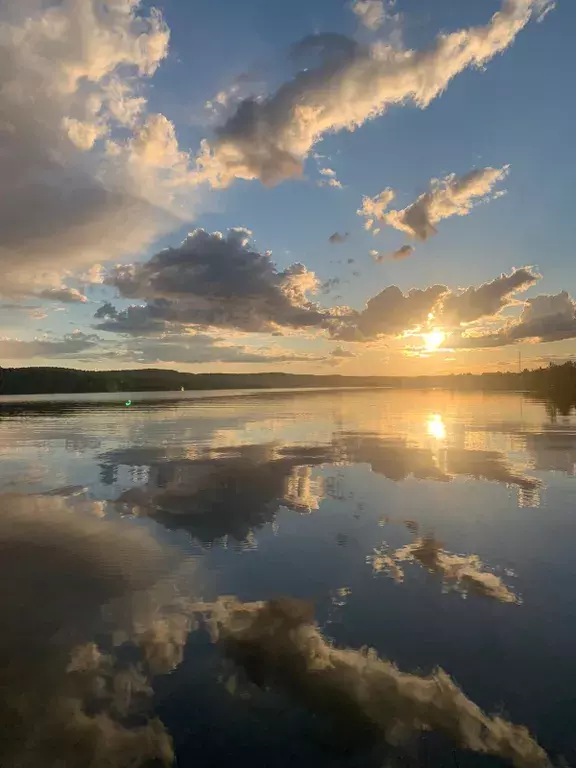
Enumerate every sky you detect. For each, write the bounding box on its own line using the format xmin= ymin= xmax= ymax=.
xmin=0 ymin=0 xmax=574 ymax=376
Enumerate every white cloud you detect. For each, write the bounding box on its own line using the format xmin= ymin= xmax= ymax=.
xmin=0 ymin=0 xmax=197 ymax=298
xmin=360 ymin=167 xmax=510 ymax=240
xmin=196 ymin=1 xmax=551 ymax=187
xmin=351 ymin=0 xmax=387 ymax=31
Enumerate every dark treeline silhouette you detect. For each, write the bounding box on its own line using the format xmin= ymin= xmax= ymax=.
xmin=1 ymin=361 xmax=576 ymax=406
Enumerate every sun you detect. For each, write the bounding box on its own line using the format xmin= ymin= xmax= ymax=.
xmin=422 ymin=329 xmax=446 ymax=351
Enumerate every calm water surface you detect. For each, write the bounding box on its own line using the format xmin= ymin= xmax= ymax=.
xmin=1 ymin=388 xmax=575 ymax=767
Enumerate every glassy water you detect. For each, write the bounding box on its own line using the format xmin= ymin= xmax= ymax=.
xmin=1 ymin=388 xmax=575 ymax=767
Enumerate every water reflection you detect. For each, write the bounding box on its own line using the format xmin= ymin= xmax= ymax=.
xmin=367 ymin=532 xmax=520 ymax=604
xmin=2 ymin=389 xmax=576 ymax=765
xmin=0 ymin=493 xmax=185 ymax=767
xmin=98 ymin=433 xmax=542 ymax=544
xmin=107 ymin=443 xmax=334 ymax=542
xmin=427 ymin=413 xmax=446 ymax=440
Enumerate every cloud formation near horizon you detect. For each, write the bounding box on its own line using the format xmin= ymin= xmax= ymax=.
xmin=359 ymin=167 xmax=509 ymax=240
xmin=0 ymin=332 xmax=99 ymax=360
xmin=196 ymin=0 xmax=550 ymax=188
xmin=451 ymin=290 xmax=576 ymax=349
xmin=97 ymin=228 xmax=331 ymax=335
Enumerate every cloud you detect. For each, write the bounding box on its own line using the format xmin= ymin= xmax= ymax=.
xmin=360 ymin=167 xmax=509 ymax=240
xmin=439 ymin=267 xmax=539 ymax=325
xmin=317 ymin=177 xmax=344 ymax=189
xmin=320 ymin=277 xmax=341 ymax=294
xmin=330 ymin=346 xmax=357 ymax=358
xmin=38 ymin=286 xmax=88 ymax=303
xmin=450 ymin=290 xmax=576 ymax=349
xmin=371 ymin=535 xmax=520 ymax=604
xmin=0 ymin=332 xmax=99 ymax=360
xmin=196 ymin=1 xmax=550 ymax=187
xmin=390 ymin=244 xmax=414 ymax=260
xmin=99 ymin=228 xmax=330 ymax=334
xmin=0 ymin=493 xmax=177 ymax=767
xmin=351 ymin=0 xmax=387 ymax=31
xmin=0 ymin=0 xmax=197 ymax=298
xmin=121 ymin=334 xmax=328 ymax=366
xmin=333 ymin=284 xmax=448 ymax=341
xmin=369 ymin=249 xmax=384 ymax=263
xmin=328 ymin=232 xmax=349 ymax=245
xmin=359 ymin=190 xmax=395 ymax=231
xmin=107 ymin=443 xmax=333 ymax=541
xmin=207 ymin=598 xmax=549 ymax=767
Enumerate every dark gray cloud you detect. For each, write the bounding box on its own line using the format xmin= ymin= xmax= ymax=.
xmin=101 ymin=229 xmax=328 ymax=334
xmin=328 ymin=232 xmax=349 ymax=245
xmin=0 ymin=332 xmax=99 ymax=360
xmin=320 ymin=277 xmax=341 ymax=294
xmin=333 ymin=284 xmax=448 ymax=341
xmin=197 ymin=1 xmax=550 ymax=187
xmin=449 ymin=291 xmax=576 ymax=349
xmin=440 ymin=267 xmax=539 ymax=325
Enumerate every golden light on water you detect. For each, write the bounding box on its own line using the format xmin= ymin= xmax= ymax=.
xmin=427 ymin=413 xmax=446 ymax=440
xmin=422 ymin=329 xmax=446 ymax=351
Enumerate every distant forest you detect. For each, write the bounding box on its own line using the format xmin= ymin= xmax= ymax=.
xmin=1 ymin=362 xmax=576 ymax=407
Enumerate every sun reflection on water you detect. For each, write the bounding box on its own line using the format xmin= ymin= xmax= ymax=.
xmin=427 ymin=413 xmax=446 ymax=440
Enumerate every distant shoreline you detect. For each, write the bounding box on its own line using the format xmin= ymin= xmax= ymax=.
xmin=1 ymin=364 xmax=575 ymax=407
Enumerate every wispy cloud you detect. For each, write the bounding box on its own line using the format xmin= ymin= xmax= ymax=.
xmin=196 ymin=1 xmax=551 ymax=187
xmin=359 ymin=167 xmax=509 ymax=240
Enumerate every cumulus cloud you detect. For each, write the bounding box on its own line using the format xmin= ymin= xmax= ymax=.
xmin=0 ymin=0 xmax=197 ymax=298
xmin=37 ymin=286 xmax=88 ymax=304
xmin=450 ymin=290 xmax=576 ymax=349
xmin=196 ymin=1 xmax=550 ymax=187
xmin=360 ymin=167 xmax=509 ymax=240
xmin=0 ymin=493 xmax=179 ymax=767
xmin=0 ymin=332 xmax=99 ymax=360
xmin=328 ymin=232 xmax=349 ymax=244
xmin=333 ymin=284 xmax=448 ymax=341
xmin=206 ymin=598 xmax=549 ymax=767
xmin=351 ymin=0 xmax=388 ymax=31
xmin=99 ymin=228 xmax=329 ymax=334
xmin=439 ymin=267 xmax=539 ymax=325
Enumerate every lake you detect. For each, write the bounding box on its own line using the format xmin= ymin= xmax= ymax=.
xmin=1 ymin=388 xmax=575 ymax=767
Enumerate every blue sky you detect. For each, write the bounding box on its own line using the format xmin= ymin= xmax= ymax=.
xmin=0 ymin=0 xmax=574 ymax=375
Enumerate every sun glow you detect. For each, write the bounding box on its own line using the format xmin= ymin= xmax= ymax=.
xmin=422 ymin=329 xmax=446 ymax=351
xmin=427 ymin=414 xmax=446 ymax=441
